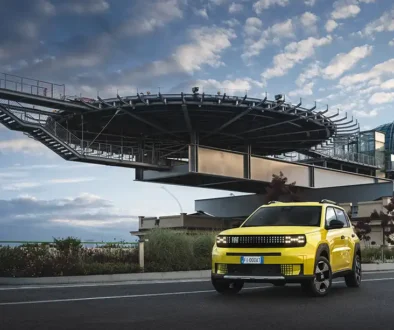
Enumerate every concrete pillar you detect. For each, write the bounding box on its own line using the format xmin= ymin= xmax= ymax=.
xmin=139 ymin=239 xmax=145 ymax=271
xmin=243 ymin=144 xmax=251 ymax=179
xmin=190 ymin=131 xmax=199 ymax=172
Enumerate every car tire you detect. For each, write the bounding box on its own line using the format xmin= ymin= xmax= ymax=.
xmin=301 ymin=256 xmax=332 ymax=297
xmin=211 ymin=278 xmax=244 ymax=295
xmin=344 ymin=252 xmax=362 ymax=288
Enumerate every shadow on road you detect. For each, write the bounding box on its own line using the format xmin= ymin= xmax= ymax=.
xmin=210 ymin=283 xmax=363 ymax=302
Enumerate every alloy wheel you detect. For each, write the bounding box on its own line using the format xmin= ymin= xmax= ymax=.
xmin=314 ymin=260 xmax=331 ymax=293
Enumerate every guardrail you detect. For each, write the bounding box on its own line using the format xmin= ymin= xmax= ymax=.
xmin=0 ymin=72 xmax=65 ymax=99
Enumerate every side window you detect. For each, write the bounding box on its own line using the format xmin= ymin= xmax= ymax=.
xmin=325 ymin=207 xmax=337 ymax=228
xmin=334 ymin=208 xmax=350 ymax=228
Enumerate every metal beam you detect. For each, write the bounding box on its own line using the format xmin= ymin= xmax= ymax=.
xmin=120 ymin=108 xmax=181 ymax=139
xmin=201 ymin=97 xmax=267 ymax=141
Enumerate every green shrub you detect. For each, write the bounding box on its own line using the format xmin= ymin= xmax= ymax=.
xmin=361 ymin=247 xmax=394 ymax=263
xmin=144 ymin=229 xmax=216 ymax=272
xmin=0 ymin=237 xmax=140 ymax=277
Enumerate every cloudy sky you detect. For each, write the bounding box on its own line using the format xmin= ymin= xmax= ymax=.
xmin=1 ymin=0 xmax=393 ymax=242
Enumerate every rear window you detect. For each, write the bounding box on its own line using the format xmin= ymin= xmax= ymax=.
xmin=242 ymin=206 xmax=322 ymax=227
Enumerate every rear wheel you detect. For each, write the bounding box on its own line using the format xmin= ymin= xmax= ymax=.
xmin=211 ymin=278 xmax=244 ymax=295
xmin=344 ymin=253 xmax=362 ymax=288
xmin=302 ymin=256 xmax=332 ymax=297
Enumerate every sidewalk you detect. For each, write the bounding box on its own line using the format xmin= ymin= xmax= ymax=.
xmin=1 ymin=263 xmax=393 ymax=286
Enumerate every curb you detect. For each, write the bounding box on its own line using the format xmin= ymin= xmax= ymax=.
xmin=1 ymin=263 xmax=393 ymax=286
xmin=0 ymin=270 xmax=211 ymax=286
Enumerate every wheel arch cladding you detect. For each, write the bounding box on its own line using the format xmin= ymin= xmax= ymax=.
xmin=355 ymin=242 xmax=361 ymax=256
xmin=316 ymin=244 xmax=330 ymax=261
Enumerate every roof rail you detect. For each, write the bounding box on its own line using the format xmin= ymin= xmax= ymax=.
xmin=320 ymin=199 xmax=337 ymax=205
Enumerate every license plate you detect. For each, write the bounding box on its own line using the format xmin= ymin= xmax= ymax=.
xmin=240 ymin=256 xmax=264 ymax=264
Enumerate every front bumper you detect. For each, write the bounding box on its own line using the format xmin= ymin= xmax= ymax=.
xmin=211 ymin=273 xmax=314 ymax=283
xmin=211 ymin=246 xmax=316 ymax=281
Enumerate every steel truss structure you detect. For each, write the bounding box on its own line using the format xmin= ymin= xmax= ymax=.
xmin=0 ymin=73 xmax=374 ymax=171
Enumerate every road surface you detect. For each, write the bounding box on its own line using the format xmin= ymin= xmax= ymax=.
xmin=1 ymin=271 xmax=394 ymax=330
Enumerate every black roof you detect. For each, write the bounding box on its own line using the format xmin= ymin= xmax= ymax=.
xmin=58 ymin=93 xmax=341 ymax=157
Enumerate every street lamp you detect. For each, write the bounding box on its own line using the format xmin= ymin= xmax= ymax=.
xmin=161 ymin=186 xmax=183 ymax=214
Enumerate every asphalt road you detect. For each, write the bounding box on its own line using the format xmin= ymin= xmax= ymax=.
xmin=1 ymin=271 xmax=394 ymax=330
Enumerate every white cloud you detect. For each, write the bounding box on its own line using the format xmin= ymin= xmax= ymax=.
xmin=381 ymin=79 xmax=394 ymax=90
xmin=389 ymin=39 xmax=394 ymax=46
xmin=288 ymin=81 xmax=315 ymax=97
xmin=352 ymin=109 xmax=378 ymax=117
xmin=242 ymin=18 xmax=295 ymax=60
xmin=173 ymin=26 xmax=236 ymax=73
xmin=244 ymin=17 xmax=263 ymax=37
xmin=0 ymin=138 xmax=48 ymax=155
xmin=177 ymin=78 xmax=265 ymax=95
xmin=2 ymin=177 xmax=97 ymax=191
xmin=331 ymin=0 xmax=360 ymax=20
xmin=193 ymin=7 xmax=209 ymax=19
xmin=369 ymin=92 xmax=394 ymax=105
xmin=325 ymin=19 xmax=338 ymax=32
xmin=223 ymin=18 xmax=240 ymax=27
xmin=304 ymin=0 xmax=316 ymax=5
xmin=323 ymin=44 xmax=373 ymax=80
xmin=262 ymin=35 xmax=333 ymax=79
xmin=253 ymin=0 xmax=290 ymax=14
xmin=296 ymin=61 xmax=321 ymax=86
xmin=340 ymin=58 xmax=394 ymax=87
xmin=118 ymin=0 xmax=184 ymax=36
xmin=229 ymin=2 xmax=244 ymax=13
xmin=0 ymin=194 xmax=138 ymax=234
xmin=61 ymin=0 xmax=110 ymax=14
xmin=300 ymin=12 xmax=319 ymax=30
xmin=361 ymin=7 xmax=394 ymax=36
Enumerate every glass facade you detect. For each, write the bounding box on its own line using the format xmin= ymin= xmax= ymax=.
xmin=375 ymin=123 xmax=394 ymax=172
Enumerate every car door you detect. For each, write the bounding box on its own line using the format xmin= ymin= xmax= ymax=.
xmin=334 ymin=208 xmax=353 ymax=271
xmin=325 ymin=207 xmax=348 ymax=273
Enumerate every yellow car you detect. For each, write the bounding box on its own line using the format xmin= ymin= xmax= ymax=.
xmin=211 ymin=200 xmax=361 ymax=297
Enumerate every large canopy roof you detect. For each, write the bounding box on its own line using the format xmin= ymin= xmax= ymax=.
xmin=58 ymin=92 xmax=351 ymax=157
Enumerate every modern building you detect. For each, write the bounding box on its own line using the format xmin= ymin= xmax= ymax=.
xmin=130 ymin=211 xmax=244 ymax=237
xmin=0 ymin=73 xmax=393 ymax=227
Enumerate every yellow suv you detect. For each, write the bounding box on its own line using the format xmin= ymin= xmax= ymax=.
xmin=211 ymin=200 xmax=361 ymax=297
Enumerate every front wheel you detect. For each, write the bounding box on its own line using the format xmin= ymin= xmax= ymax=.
xmin=211 ymin=278 xmax=244 ymax=295
xmin=301 ymin=256 xmax=332 ymax=297
xmin=344 ymin=253 xmax=362 ymax=288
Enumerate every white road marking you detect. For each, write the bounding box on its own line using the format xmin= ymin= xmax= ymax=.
xmin=1 ymin=277 xmax=394 ymax=306
xmin=0 ymin=286 xmax=269 ymax=306
xmin=0 ymin=271 xmax=391 ymax=291
xmin=0 ymin=279 xmax=210 ymax=291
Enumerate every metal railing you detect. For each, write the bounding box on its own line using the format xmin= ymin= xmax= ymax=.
xmin=309 ymin=147 xmax=377 ymax=167
xmin=0 ymin=101 xmax=179 ymax=166
xmin=0 ymin=72 xmax=65 ymax=99
xmin=275 ymin=148 xmax=378 ymax=168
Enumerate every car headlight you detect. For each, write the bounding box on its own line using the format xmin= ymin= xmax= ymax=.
xmin=284 ymin=235 xmax=306 ymax=247
xmin=216 ymin=235 xmax=227 ymax=247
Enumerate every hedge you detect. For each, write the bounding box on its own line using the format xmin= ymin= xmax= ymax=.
xmin=0 ymin=230 xmax=217 ymax=277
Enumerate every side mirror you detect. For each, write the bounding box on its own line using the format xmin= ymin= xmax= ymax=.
xmin=328 ymin=219 xmax=344 ymax=229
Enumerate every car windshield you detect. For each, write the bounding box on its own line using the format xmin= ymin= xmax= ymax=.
xmin=242 ymin=206 xmax=322 ymax=227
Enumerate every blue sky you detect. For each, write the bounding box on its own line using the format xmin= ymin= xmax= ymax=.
xmin=0 ymin=0 xmax=393 ymax=242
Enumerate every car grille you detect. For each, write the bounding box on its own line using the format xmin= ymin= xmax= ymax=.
xmin=216 ymin=264 xmax=302 ymax=276
xmin=224 ymin=235 xmax=289 ymax=248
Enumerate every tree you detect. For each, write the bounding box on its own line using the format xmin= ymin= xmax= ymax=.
xmin=264 ymin=171 xmax=302 ymax=203
xmin=352 ymin=211 xmax=372 ymax=246
xmin=382 ymin=197 xmax=394 ymax=245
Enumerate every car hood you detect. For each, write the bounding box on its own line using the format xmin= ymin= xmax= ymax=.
xmin=219 ymin=226 xmax=321 ymax=236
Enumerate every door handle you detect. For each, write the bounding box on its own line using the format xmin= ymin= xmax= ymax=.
xmin=351 ymin=234 xmax=355 ymax=238
xmin=341 ymin=235 xmax=345 ymax=239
